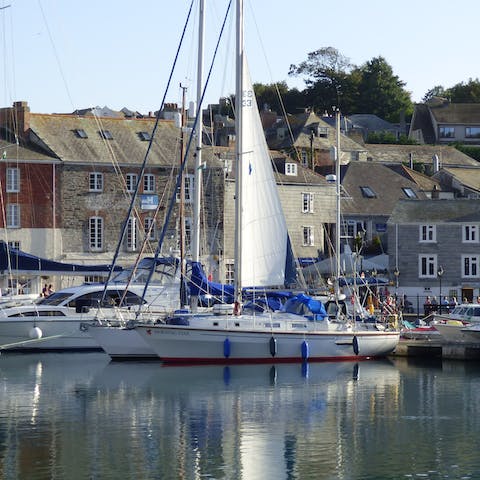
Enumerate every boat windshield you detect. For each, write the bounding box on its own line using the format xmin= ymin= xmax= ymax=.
xmin=37 ymin=292 xmax=73 ymax=306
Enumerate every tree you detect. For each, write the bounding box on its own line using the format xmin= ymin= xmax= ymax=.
xmin=289 ymin=47 xmax=355 ymax=111
xmin=422 ymin=85 xmax=448 ymax=103
xmin=253 ymin=82 xmax=307 ymax=114
xmin=355 ymin=57 xmax=413 ymax=123
xmin=447 ymin=78 xmax=480 ymax=103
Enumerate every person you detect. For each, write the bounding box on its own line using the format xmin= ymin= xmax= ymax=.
xmin=451 ymin=296 xmax=458 ymax=306
xmin=425 ymin=296 xmax=431 ymax=305
xmin=42 ymin=284 xmax=48 ymax=297
xmin=476 ymin=296 xmax=480 ymax=304
xmin=47 ymin=284 xmax=54 ymax=296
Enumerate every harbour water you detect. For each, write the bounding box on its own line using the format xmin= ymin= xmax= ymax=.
xmin=1 ymin=353 xmax=479 ymax=480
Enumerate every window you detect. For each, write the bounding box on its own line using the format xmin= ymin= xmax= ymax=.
xmin=6 ymin=168 xmax=19 ymax=192
xmin=465 ymin=127 xmax=480 ymax=139
xmin=144 ymin=217 xmax=155 ymax=240
xmin=342 ymin=220 xmax=365 ymax=240
xmin=143 ymin=174 xmax=155 ymax=193
xmin=402 ymin=187 xmax=417 ymax=199
xmin=100 ymin=130 xmax=113 ymax=140
xmin=302 ymin=226 xmax=314 ymax=246
xmin=360 ymin=186 xmax=376 ymax=198
xmin=463 ymin=224 xmax=479 ymax=243
xmin=419 ymin=254 xmax=437 ymax=278
xmin=300 ymin=150 xmax=308 ymax=167
xmin=285 ymin=163 xmax=297 ymax=176
xmin=177 ymin=174 xmax=195 ymax=203
xmin=6 ymin=204 xmax=20 ymax=228
xmin=89 ymin=217 xmax=103 ymax=251
xmin=419 ymin=224 xmax=436 ymax=242
xmin=302 ymin=193 xmax=314 ymax=213
xmin=439 ymin=126 xmax=455 ymax=139
xmin=225 ymin=262 xmax=235 ymax=285
xmin=462 ymin=255 xmax=479 ymax=278
xmin=126 ymin=173 xmax=138 ymax=193
xmin=139 ymin=131 xmax=151 ymax=141
xmin=126 ymin=217 xmax=137 ymax=251
xmin=8 ymin=240 xmax=20 ymax=250
xmin=75 ymin=129 xmax=88 ymax=139
xmin=89 ymin=172 xmax=103 ymax=192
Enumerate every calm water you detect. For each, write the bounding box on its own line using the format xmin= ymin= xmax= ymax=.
xmin=1 ymin=353 xmax=480 ymax=480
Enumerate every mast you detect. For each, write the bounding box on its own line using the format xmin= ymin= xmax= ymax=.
xmin=334 ymin=108 xmax=341 ymax=297
xmin=179 ymin=84 xmax=188 ymax=307
xmin=233 ymin=0 xmax=244 ymax=312
xmin=190 ymin=0 xmax=205 ymax=312
xmin=191 ymin=0 xmax=204 ymax=263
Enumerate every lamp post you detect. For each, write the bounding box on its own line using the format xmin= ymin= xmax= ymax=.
xmin=372 ymin=268 xmax=378 ymax=308
xmin=437 ymin=265 xmax=444 ymax=313
xmin=393 ymin=267 xmax=400 ymax=310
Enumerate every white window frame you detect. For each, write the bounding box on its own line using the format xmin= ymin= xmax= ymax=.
xmin=6 ymin=204 xmax=20 ymax=228
xmin=89 ymin=172 xmax=103 ymax=192
xmin=419 ymin=224 xmax=436 ymax=243
xmin=178 ymin=174 xmax=195 ymax=203
xmin=463 ymin=224 xmax=479 ymax=243
xmin=462 ymin=255 xmax=479 ymax=278
xmin=126 ymin=173 xmax=138 ymax=193
xmin=7 ymin=240 xmax=20 ymax=250
xmin=143 ymin=174 xmax=155 ymax=193
xmin=144 ymin=217 xmax=155 ymax=241
xmin=6 ymin=168 xmax=20 ymax=192
xmin=285 ymin=163 xmax=297 ymax=176
xmin=418 ymin=254 xmax=437 ymax=278
xmin=302 ymin=192 xmax=314 ymax=213
xmin=126 ymin=217 xmax=137 ymax=251
xmin=300 ymin=150 xmax=308 ymax=167
xmin=302 ymin=226 xmax=314 ymax=246
xmin=89 ymin=216 xmax=103 ymax=251
xmin=225 ymin=261 xmax=235 ymax=285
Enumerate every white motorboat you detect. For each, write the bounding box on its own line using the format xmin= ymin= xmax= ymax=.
xmin=0 ymin=258 xmax=179 ymax=352
xmin=133 ymin=0 xmax=399 ymax=364
xmin=431 ymin=303 xmax=480 ymax=343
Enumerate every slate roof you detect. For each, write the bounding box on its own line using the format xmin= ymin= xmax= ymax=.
xmin=265 ymin=111 xmax=367 ymax=154
xmin=364 ymin=143 xmax=478 ymax=167
xmin=386 ymin=164 xmax=441 ymax=192
xmin=388 ymin=199 xmax=480 ymax=223
xmin=433 ymin=167 xmax=480 ymax=194
xmin=0 ymin=140 xmax=55 ymax=162
xmin=429 ymin=103 xmax=480 ymax=124
xmin=339 ymin=162 xmax=429 ymax=216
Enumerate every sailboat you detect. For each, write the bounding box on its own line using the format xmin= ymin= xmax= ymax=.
xmin=133 ymin=0 xmax=400 ymax=364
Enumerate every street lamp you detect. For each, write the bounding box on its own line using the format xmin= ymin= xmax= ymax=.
xmin=393 ymin=267 xmax=400 ymax=309
xmin=437 ymin=265 xmax=444 ymax=313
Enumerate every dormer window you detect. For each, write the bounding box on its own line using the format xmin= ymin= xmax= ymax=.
xmin=317 ymin=126 xmax=328 ymax=137
xmin=75 ymin=129 xmax=88 ymax=138
xmin=139 ymin=131 xmax=151 ymax=141
xmin=402 ymin=187 xmax=417 ymax=199
xmin=360 ymin=186 xmax=376 ymax=198
xmin=285 ymin=163 xmax=297 ymax=176
xmin=100 ymin=130 xmax=113 ymax=140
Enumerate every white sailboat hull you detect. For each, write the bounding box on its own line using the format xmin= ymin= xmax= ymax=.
xmin=88 ymin=324 xmax=156 ymax=360
xmin=135 ymin=314 xmax=399 ymax=364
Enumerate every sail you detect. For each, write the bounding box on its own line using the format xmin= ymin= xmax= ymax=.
xmin=238 ymin=58 xmax=288 ymax=288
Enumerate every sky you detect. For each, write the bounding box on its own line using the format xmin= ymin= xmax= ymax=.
xmin=1 ymin=0 xmax=479 ymax=115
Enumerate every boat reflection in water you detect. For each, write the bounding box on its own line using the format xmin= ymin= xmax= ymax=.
xmin=2 ymin=354 xmax=480 ymax=479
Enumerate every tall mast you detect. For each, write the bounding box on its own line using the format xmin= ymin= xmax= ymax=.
xmin=179 ymin=84 xmax=188 ymax=307
xmin=233 ymin=0 xmax=244 ymax=312
xmin=335 ymin=108 xmax=341 ymax=297
xmin=190 ymin=0 xmax=205 ymax=312
xmin=191 ymin=0 xmax=204 ymax=262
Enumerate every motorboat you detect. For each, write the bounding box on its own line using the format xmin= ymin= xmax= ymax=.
xmin=431 ymin=303 xmax=480 ymax=343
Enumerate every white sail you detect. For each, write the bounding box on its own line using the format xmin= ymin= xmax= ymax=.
xmin=238 ymin=57 xmax=288 ymax=288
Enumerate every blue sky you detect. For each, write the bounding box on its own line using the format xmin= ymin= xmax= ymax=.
xmin=1 ymin=0 xmax=479 ymax=115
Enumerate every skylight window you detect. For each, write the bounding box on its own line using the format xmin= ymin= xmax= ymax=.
xmin=139 ymin=131 xmax=151 ymax=141
xmin=402 ymin=187 xmax=417 ymax=199
xmin=360 ymin=186 xmax=376 ymax=198
xmin=100 ymin=130 xmax=113 ymax=140
xmin=75 ymin=129 xmax=88 ymax=138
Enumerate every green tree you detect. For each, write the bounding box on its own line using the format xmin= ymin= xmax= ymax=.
xmin=447 ymin=78 xmax=480 ymax=103
xmin=355 ymin=56 xmax=413 ymax=123
xmin=253 ymin=82 xmax=307 ymax=114
xmin=422 ymin=85 xmax=448 ymax=103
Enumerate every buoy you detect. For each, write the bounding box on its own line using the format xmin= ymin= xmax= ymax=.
xmin=223 ymin=338 xmax=231 ymax=358
xmin=353 ymin=336 xmax=359 ymax=355
xmin=269 ymin=337 xmax=277 ymax=357
xmin=301 ymin=340 xmax=309 ymax=360
xmin=29 ymin=326 xmax=43 ymax=339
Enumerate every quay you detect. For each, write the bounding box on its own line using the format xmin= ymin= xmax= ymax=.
xmin=392 ymin=338 xmax=480 ymax=360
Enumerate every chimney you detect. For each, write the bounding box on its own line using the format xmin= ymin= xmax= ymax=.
xmin=432 ymin=184 xmax=439 ymax=199
xmin=0 ymin=101 xmax=30 ymax=142
xmin=432 ymin=154 xmax=440 ymax=173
